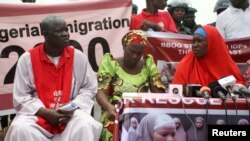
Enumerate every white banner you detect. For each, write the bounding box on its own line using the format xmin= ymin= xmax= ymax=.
xmin=0 ymin=0 xmax=132 ymax=96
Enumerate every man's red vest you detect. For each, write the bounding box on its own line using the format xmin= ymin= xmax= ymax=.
xmin=29 ymin=44 xmax=74 ymax=134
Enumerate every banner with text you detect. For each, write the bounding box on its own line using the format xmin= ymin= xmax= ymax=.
xmin=115 ymin=93 xmax=250 ymax=141
xmin=0 ymin=0 xmax=131 ymax=114
xmin=145 ymin=32 xmax=250 ymax=87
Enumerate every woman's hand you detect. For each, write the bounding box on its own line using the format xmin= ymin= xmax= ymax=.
xmin=107 ymin=105 xmax=116 ymax=121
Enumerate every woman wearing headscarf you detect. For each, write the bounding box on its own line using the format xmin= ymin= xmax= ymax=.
xmin=186 ymin=117 xmax=205 ymax=141
xmin=127 ymin=117 xmax=139 ymax=141
xmin=173 ymin=25 xmax=244 ymax=86
xmin=131 ymin=114 xmax=176 ymax=141
xmin=173 ymin=117 xmax=187 ymax=141
xmin=237 ymin=118 xmax=249 ymax=125
xmin=96 ymin=30 xmax=166 ymax=141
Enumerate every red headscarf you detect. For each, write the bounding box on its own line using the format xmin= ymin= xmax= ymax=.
xmin=172 ymin=25 xmax=244 ymax=86
xmin=122 ymin=30 xmax=148 ymax=48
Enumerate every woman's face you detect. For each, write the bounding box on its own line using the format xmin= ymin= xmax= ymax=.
xmin=172 ymin=7 xmax=186 ymax=22
xmin=130 ymin=117 xmax=138 ymax=129
xmin=175 ymin=122 xmax=180 ymax=129
xmin=183 ymin=13 xmax=195 ymax=27
xmin=195 ymin=119 xmax=204 ymax=129
xmin=174 ymin=119 xmax=181 ymax=129
xmin=192 ymin=34 xmax=208 ymax=58
xmin=123 ymin=43 xmax=144 ymax=66
xmin=153 ymin=124 xmax=176 ymax=141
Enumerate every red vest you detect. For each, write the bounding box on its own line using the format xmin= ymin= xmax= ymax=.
xmin=29 ymin=44 xmax=74 ymax=134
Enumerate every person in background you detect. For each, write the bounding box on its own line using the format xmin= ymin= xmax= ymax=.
xmin=183 ymin=7 xmax=201 ymax=34
xmin=96 ymin=30 xmax=166 ymax=141
xmin=167 ymin=0 xmax=192 ymax=34
xmin=4 ymin=15 xmax=102 ymax=141
xmin=173 ymin=117 xmax=187 ymax=141
xmin=132 ymin=3 xmax=138 ymax=16
xmin=131 ymin=114 xmax=176 ymax=141
xmin=130 ymin=0 xmax=177 ymax=32
xmin=237 ymin=118 xmax=249 ymax=125
xmin=209 ymin=0 xmax=230 ymax=26
xmin=187 ymin=117 xmax=205 ymax=141
xmin=172 ymin=25 xmax=244 ymax=86
xmin=216 ymin=0 xmax=250 ymax=39
xmin=127 ymin=117 xmax=139 ymax=141
xmin=214 ymin=0 xmax=230 ymax=15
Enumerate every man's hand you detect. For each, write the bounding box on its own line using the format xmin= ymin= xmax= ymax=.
xmin=36 ymin=108 xmax=72 ymax=126
xmin=57 ymin=109 xmax=76 ymax=124
xmin=141 ymin=21 xmax=163 ymax=31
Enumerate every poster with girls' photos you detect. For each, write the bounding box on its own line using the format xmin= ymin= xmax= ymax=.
xmin=145 ymin=31 xmax=250 ymax=89
xmin=115 ymin=93 xmax=250 ymax=141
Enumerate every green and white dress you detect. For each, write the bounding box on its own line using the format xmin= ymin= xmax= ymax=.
xmin=97 ymin=53 xmax=165 ymax=141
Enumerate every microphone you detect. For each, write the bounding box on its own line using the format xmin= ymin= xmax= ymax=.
xmin=209 ymin=80 xmax=227 ymax=100
xmin=213 ymin=86 xmax=227 ymax=100
xmin=209 ymin=79 xmax=229 ymax=125
xmin=214 ymin=85 xmax=229 ymax=124
xmin=226 ymin=84 xmax=237 ymax=100
xmin=233 ymin=84 xmax=250 ymax=123
xmin=198 ymin=86 xmax=211 ymax=100
xmin=233 ymin=84 xmax=250 ymax=97
xmin=218 ymin=75 xmax=237 ymax=100
xmin=199 ymin=86 xmax=211 ymax=140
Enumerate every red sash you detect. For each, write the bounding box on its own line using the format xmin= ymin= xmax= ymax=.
xmin=29 ymin=44 xmax=74 ymax=134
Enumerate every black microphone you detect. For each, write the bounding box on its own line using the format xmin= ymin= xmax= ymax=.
xmin=209 ymin=83 xmax=229 ymax=124
xmin=233 ymin=84 xmax=250 ymax=122
xmin=209 ymin=80 xmax=227 ymax=100
xmin=225 ymin=84 xmax=237 ymax=101
xmin=233 ymin=84 xmax=250 ymax=97
xmin=213 ymin=86 xmax=227 ymax=100
xmin=209 ymin=80 xmax=229 ymax=124
xmin=217 ymin=75 xmax=237 ymax=100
